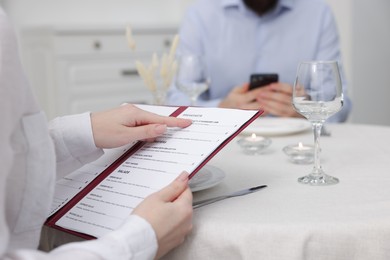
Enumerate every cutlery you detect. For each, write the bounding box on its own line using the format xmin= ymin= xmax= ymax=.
xmin=193 ymin=185 xmax=267 ymax=209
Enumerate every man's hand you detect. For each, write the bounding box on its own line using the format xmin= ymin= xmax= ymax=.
xmin=256 ymin=82 xmax=303 ymax=118
xmin=218 ymin=83 xmax=264 ymax=110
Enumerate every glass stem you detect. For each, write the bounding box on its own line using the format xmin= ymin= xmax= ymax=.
xmin=312 ymin=122 xmax=323 ymax=176
xmin=190 ymin=96 xmax=198 ymax=106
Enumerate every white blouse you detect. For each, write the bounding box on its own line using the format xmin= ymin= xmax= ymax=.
xmin=0 ymin=8 xmax=157 ymax=260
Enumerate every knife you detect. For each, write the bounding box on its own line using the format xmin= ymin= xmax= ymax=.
xmin=192 ymin=185 xmax=267 ymax=209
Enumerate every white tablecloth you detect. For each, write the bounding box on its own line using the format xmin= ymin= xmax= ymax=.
xmin=162 ymin=123 xmax=390 ymax=260
xmin=40 ymin=123 xmax=390 ymax=259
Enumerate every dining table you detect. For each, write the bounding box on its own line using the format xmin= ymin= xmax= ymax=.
xmin=162 ymin=121 xmax=390 ymax=260
xmin=40 ymin=121 xmax=390 ymax=259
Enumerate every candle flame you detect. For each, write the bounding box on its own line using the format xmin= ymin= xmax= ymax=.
xmin=298 ymin=142 xmax=303 ymax=148
xmin=251 ymin=133 xmax=257 ymax=139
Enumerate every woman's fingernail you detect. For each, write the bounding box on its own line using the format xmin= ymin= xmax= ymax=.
xmin=155 ymin=124 xmax=167 ymax=134
xmin=177 ymin=172 xmax=189 ymax=182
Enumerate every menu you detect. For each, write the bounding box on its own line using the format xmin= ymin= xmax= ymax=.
xmin=48 ymin=105 xmax=179 ymax=216
xmin=46 ymin=105 xmax=261 ymax=239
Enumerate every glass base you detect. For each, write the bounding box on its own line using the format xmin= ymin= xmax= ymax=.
xmin=242 ymin=148 xmax=265 ymax=155
xmin=298 ymin=173 xmax=339 ymax=186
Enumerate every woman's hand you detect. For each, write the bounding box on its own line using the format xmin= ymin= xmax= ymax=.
xmin=91 ymin=104 xmax=192 ymax=148
xmin=133 ymin=172 xmax=193 ymax=259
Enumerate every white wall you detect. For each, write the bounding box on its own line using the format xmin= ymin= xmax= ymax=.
xmin=3 ymin=0 xmax=188 ymax=29
xmin=327 ymin=0 xmax=390 ymax=126
xmin=351 ymin=0 xmax=390 ymax=125
xmin=3 ymin=0 xmax=390 ymax=125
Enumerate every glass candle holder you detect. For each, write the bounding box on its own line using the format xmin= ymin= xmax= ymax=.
xmin=283 ymin=142 xmax=314 ymax=164
xmin=237 ymin=133 xmax=271 ymax=155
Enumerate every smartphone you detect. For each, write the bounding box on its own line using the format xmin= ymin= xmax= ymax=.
xmin=249 ymin=73 xmax=278 ymax=90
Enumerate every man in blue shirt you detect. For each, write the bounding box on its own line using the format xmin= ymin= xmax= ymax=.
xmin=168 ymin=0 xmax=351 ymax=122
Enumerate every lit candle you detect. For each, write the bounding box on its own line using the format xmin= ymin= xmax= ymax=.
xmin=294 ymin=142 xmax=312 ymax=151
xmin=283 ymin=142 xmax=314 ymax=164
xmin=245 ymin=133 xmax=265 ymax=142
xmin=237 ymin=133 xmax=271 ymax=155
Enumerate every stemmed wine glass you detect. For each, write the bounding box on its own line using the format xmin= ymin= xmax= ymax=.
xmin=293 ymin=61 xmax=343 ymax=185
xmin=175 ymin=54 xmax=209 ymax=106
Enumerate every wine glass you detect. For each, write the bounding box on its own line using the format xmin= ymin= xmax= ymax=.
xmin=293 ymin=61 xmax=343 ymax=185
xmin=175 ymin=54 xmax=209 ymax=106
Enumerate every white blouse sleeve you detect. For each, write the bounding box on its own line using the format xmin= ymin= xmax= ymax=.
xmin=4 ymin=215 xmax=158 ymax=260
xmin=49 ymin=112 xmax=104 ymax=179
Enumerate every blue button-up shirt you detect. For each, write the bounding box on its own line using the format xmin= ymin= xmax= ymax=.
xmin=168 ymin=0 xmax=351 ymax=122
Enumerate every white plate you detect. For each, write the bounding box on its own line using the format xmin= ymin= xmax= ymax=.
xmin=189 ymin=165 xmax=225 ymax=192
xmin=242 ymin=117 xmax=311 ymax=136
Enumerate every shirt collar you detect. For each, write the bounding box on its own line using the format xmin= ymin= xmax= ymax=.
xmin=221 ymin=0 xmax=295 ymax=12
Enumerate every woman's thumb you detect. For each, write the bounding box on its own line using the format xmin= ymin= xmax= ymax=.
xmin=158 ymin=172 xmax=189 ymax=202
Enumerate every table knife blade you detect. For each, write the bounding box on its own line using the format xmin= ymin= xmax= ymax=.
xmin=193 ymin=185 xmax=267 ymax=209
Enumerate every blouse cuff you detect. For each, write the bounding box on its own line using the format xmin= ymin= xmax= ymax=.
xmin=52 ymin=215 xmax=158 ymax=260
xmin=50 ymin=112 xmax=103 ymax=165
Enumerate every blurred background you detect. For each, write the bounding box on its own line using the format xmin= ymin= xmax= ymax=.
xmin=2 ymin=0 xmax=389 ymax=125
